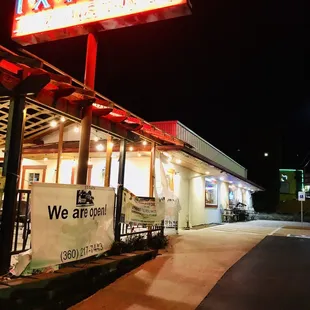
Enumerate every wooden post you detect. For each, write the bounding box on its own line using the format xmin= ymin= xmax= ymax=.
xmin=0 ymin=96 xmax=26 ymax=275
xmin=104 ymin=135 xmax=113 ymax=187
xmin=115 ymin=139 xmax=126 ymax=241
xmin=77 ymin=32 xmax=97 ymax=185
xmin=55 ymin=122 xmax=64 ymax=183
xmin=148 ymin=143 xmax=156 ymax=240
xmin=149 ymin=142 xmax=156 ymax=197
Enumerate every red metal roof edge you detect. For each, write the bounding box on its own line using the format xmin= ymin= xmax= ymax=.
xmin=0 ymin=45 xmax=185 ymax=147
xmin=151 ymin=120 xmax=179 ymax=124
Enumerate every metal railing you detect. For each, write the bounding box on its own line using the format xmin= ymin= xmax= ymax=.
xmin=120 ymin=222 xmax=164 ymax=239
xmin=0 ymin=190 xmax=32 ymax=255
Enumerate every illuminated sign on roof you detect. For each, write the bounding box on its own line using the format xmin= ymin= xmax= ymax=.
xmin=12 ymin=0 xmax=191 ymax=45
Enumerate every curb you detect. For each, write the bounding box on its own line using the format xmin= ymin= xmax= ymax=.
xmin=0 ymin=250 xmax=157 ymax=310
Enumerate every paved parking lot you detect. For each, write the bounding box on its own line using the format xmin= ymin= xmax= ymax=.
xmin=197 ymin=234 xmax=310 ymax=310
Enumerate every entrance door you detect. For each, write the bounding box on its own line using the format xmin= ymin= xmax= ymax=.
xmin=21 ymin=165 xmax=47 ymax=190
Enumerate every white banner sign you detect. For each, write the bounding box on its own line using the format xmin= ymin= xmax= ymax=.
xmin=154 ymin=152 xmax=181 ymax=229
xmin=122 ymin=188 xmax=164 ymax=225
xmin=30 ymin=183 xmax=115 ymax=268
xmin=164 ymin=197 xmax=180 ymax=228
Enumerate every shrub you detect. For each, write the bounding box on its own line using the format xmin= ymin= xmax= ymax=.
xmin=109 ymin=241 xmax=127 ymax=255
xmin=148 ymin=233 xmax=169 ymax=250
xmin=132 ymin=235 xmax=148 ymax=251
xmin=109 ymin=233 xmax=168 ymax=255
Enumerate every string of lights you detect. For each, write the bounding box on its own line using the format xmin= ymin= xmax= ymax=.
xmin=48 ymin=115 xmax=150 ymax=153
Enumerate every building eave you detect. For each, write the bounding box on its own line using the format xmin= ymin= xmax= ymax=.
xmin=157 ymin=145 xmax=264 ymax=191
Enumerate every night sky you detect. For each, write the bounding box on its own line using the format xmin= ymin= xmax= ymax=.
xmin=1 ymin=0 xmax=310 ymax=200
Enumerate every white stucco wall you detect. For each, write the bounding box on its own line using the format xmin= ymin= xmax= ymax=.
xmin=245 ymin=190 xmax=253 ymax=210
xmin=219 ymin=182 xmax=229 ymax=208
xmin=174 ymin=169 xmax=190 ymax=228
xmin=160 ymin=163 xmax=192 ymax=228
xmin=189 ymin=176 xmax=205 ymax=227
xmin=236 ymin=187 xmax=243 ymax=203
xmin=20 ymin=155 xmax=150 ymax=197
xmin=124 ymin=157 xmax=150 ymax=197
xmin=160 ymin=161 xmax=207 ymax=228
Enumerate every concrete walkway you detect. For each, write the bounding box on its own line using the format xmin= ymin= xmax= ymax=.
xmin=70 ymin=220 xmax=310 ymax=310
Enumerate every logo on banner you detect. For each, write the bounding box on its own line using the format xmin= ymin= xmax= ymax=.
xmin=76 ymin=189 xmax=94 ymax=207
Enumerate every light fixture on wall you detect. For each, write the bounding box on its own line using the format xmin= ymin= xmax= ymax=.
xmin=50 ymin=120 xmax=57 ymax=128
xmin=94 ymin=136 xmax=99 ymax=142
xmin=74 ymin=126 xmax=79 ymax=133
xmin=238 ymin=183 xmax=242 ymax=187
xmin=137 ymin=152 xmax=142 ymax=157
xmin=176 ymin=159 xmax=181 ymax=164
xmin=129 ymin=146 xmax=134 ymax=151
xmin=163 ymin=151 xmax=172 ymax=162
xmin=44 ymin=157 xmax=48 ymax=161
xmin=206 ymin=171 xmax=210 ymax=175
xmin=60 ymin=116 xmax=66 ymax=122
xmin=96 ymin=144 xmax=104 ymax=151
xmin=142 ymin=140 xmax=147 ymax=146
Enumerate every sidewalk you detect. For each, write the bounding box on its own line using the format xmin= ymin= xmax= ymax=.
xmin=70 ymin=221 xmax=307 ymax=310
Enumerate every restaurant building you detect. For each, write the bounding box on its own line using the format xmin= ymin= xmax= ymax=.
xmin=7 ymin=118 xmax=262 ymax=229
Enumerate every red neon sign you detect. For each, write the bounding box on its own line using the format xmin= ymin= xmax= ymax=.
xmin=12 ymin=0 xmax=191 ymax=45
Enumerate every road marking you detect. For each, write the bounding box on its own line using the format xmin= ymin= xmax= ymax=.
xmin=268 ymin=227 xmax=282 ymax=236
xmin=287 ymin=234 xmax=310 ymax=239
xmin=210 ymin=229 xmax=262 ymax=236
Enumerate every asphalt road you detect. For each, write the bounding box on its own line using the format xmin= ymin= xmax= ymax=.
xmin=197 ymin=235 xmax=310 ymax=310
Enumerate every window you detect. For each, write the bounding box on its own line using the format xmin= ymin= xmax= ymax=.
xmin=205 ymin=179 xmax=217 ymax=206
xmin=229 ymin=188 xmax=235 ymax=205
xmin=280 ymin=173 xmax=290 ymax=194
xmin=305 ymin=186 xmax=310 ymax=199
xmin=29 ymin=173 xmax=40 ymax=185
